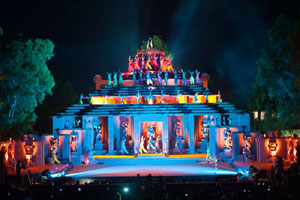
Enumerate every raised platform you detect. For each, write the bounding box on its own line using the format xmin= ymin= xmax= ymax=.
xmin=65 ymin=162 xmax=237 ymax=178
xmin=93 ymin=153 xmax=207 ymax=164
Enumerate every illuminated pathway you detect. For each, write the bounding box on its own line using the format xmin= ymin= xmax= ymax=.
xmin=65 ymin=162 xmax=237 ymax=178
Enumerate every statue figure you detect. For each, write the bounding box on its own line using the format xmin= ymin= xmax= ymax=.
xmin=122 ymin=121 xmax=129 ymax=136
xmin=119 ymin=70 xmax=123 ymax=85
xmin=215 ymin=116 xmax=218 ymax=126
xmin=137 ymin=90 xmax=141 ymax=103
xmin=222 ymin=115 xmax=226 ymax=126
xmin=133 ymin=70 xmax=137 ymax=85
xmin=155 ymin=136 xmax=161 ymax=153
xmin=268 ymin=139 xmax=278 ymax=157
xmin=72 ymin=119 xmax=76 ymax=128
xmin=160 ymin=90 xmax=164 ymax=103
xmin=79 ymin=93 xmax=84 ymax=104
xmin=93 ymin=120 xmax=102 ymax=148
xmin=147 ymin=37 xmax=153 ymax=49
xmin=73 ymin=119 xmax=81 ymax=128
xmin=164 ymin=70 xmax=168 ymax=85
xmin=157 ymin=71 xmax=162 ymax=85
xmin=174 ymin=70 xmax=178 ymax=85
xmin=196 ymin=70 xmax=201 ymax=85
xmin=8 ymin=95 xmax=17 ymax=124
xmin=50 ymin=138 xmax=60 ymax=164
xmin=223 ymin=128 xmax=232 ymax=151
xmin=146 ymin=69 xmax=153 ymax=85
xmin=7 ymin=138 xmax=15 ymax=168
xmin=146 ymin=124 xmax=156 ymax=152
xmin=176 ymin=90 xmax=180 ymax=102
xmin=228 ymin=118 xmax=232 ymax=126
xmin=120 ymin=136 xmax=129 ymax=154
xmin=288 ymin=139 xmax=295 ymax=161
xmin=243 ymin=137 xmax=252 ymax=161
xmin=76 ymin=119 xmax=81 ymax=128
xmin=107 ymin=72 xmax=112 ymax=86
xmin=64 ymin=120 xmax=70 ymax=129
xmin=174 ymin=136 xmax=182 ymax=154
xmin=139 ymin=69 xmax=143 ymax=84
xmin=180 ymin=69 xmax=187 ymax=85
xmin=147 ymin=124 xmax=155 ymax=138
xmin=113 ymin=72 xmax=118 ymax=86
xmin=174 ymin=121 xmax=181 ymax=136
xmin=194 ymin=92 xmax=198 ymax=103
xmin=139 ymin=136 xmax=148 ymax=153
xmin=70 ymin=131 xmax=78 ymax=152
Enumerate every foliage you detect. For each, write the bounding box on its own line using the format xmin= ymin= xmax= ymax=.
xmin=139 ymin=35 xmax=174 ymax=60
xmin=34 ymin=79 xmax=77 ymax=134
xmin=252 ymin=14 xmax=300 ymax=130
xmin=0 ymin=32 xmax=55 ymax=139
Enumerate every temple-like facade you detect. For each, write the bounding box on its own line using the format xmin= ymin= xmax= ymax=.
xmin=50 ymin=43 xmax=250 ymax=164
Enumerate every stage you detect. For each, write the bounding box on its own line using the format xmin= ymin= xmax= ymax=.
xmin=65 ymin=162 xmax=238 ymax=178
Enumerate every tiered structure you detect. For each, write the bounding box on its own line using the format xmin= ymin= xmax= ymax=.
xmin=50 ymin=39 xmax=250 ymax=164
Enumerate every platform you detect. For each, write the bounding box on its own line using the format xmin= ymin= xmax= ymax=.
xmin=65 ymin=162 xmax=237 ymax=178
xmin=93 ymin=153 xmax=207 ymax=164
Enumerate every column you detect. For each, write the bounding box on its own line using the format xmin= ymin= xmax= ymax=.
xmin=133 ymin=116 xmax=140 ymax=155
xmin=162 ymin=115 xmax=169 ymax=154
xmin=108 ymin=116 xmax=114 ymax=154
xmin=182 ymin=115 xmax=195 ymax=153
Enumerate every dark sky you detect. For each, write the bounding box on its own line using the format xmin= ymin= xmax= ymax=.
xmin=1 ymin=0 xmax=299 ymax=105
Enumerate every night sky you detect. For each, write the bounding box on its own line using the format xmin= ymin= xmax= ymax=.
xmin=1 ymin=0 xmax=299 ymax=105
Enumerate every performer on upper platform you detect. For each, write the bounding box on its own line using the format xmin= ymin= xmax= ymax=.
xmin=196 ymin=70 xmax=201 ymax=85
xmin=174 ymin=70 xmax=178 ymax=85
xmin=181 ymin=69 xmax=187 ymax=85
xmin=164 ymin=70 xmax=168 ymax=85
xmin=188 ymin=70 xmax=195 ymax=85
xmin=146 ymin=69 xmax=153 ymax=85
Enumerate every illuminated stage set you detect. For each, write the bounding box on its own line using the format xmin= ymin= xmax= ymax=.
xmin=2 ymin=39 xmax=298 ymax=178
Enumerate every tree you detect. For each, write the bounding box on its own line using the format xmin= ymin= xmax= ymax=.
xmin=0 ymin=30 xmax=55 ymax=139
xmin=139 ymin=35 xmax=174 ymax=59
xmin=253 ymin=14 xmax=300 ymax=129
xmin=34 ymin=79 xmax=77 ymax=134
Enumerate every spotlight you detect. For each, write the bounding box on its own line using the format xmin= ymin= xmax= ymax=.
xmin=78 ymin=188 xmax=81 ymax=192
xmin=123 ymin=187 xmax=129 ymax=193
xmin=185 ymin=193 xmax=188 ymax=197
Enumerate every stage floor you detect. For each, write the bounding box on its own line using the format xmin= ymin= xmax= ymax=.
xmin=65 ymin=162 xmax=237 ymax=178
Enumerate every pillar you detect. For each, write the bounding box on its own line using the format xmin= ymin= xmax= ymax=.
xmin=182 ymin=114 xmax=195 ymax=153
xmin=133 ymin=116 xmax=140 ymax=155
xmin=162 ymin=115 xmax=169 ymax=154
xmin=108 ymin=116 xmax=114 ymax=154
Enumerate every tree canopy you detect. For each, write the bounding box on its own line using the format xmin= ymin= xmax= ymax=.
xmin=139 ymin=35 xmax=173 ymax=59
xmin=251 ymin=14 xmax=300 ymax=130
xmin=0 ymin=30 xmax=55 ymax=138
